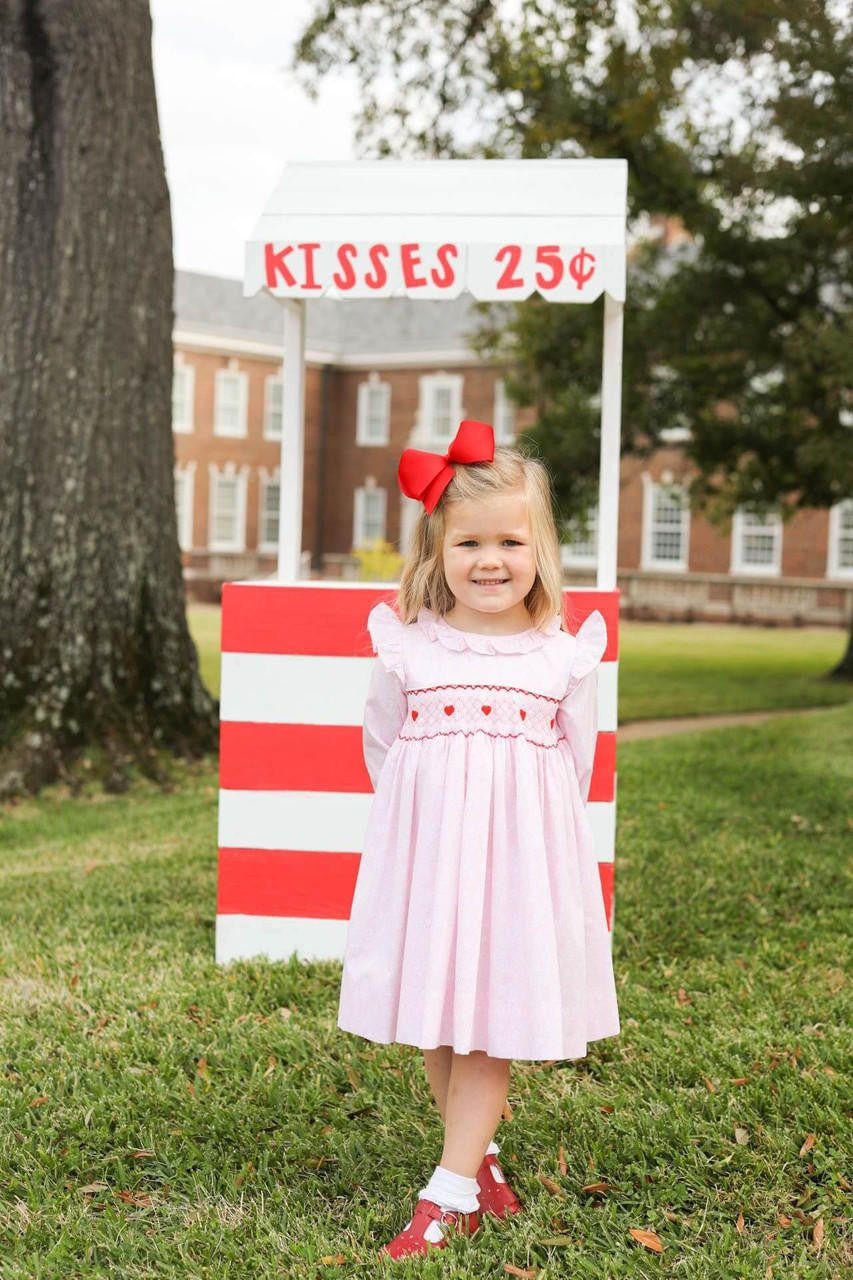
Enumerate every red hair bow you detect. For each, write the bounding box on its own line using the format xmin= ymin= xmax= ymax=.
xmin=397 ymin=420 xmax=495 ymax=514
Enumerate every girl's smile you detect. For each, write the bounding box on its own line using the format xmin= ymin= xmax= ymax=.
xmin=441 ymin=490 xmax=538 ymax=633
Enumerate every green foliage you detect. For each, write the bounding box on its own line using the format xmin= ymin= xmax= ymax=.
xmin=291 ymin=1 xmax=853 ymax=526
xmin=351 ymin=538 xmax=404 ymax=582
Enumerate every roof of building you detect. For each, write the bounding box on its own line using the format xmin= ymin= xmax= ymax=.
xmin=174 ymin=269 xmax=513 ymax=358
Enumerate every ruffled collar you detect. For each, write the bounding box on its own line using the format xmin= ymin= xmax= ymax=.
xmin=417 ymin=607 xmax=563 ymax=654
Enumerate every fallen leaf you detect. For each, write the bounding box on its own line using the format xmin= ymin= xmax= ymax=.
xmin=558 ymin=1145 xmax=567 ymax=1176
xmin=629 ymin=1227 xmax=663 ymax=1252
xmin=196 ymin=1057 xmax=208 ymax=1077
xmin=319 ymin=1255 xmax=347 ymax=1266
xmin=504 ymin=1266 xmax=538 ymax=1278
xmin=78 ymin=1182 xmax=109 ymax=1195
xmin=799 ymin=1133 xmax=815 ymax=1156
xmin=734 ymin=1127 xmax=749 ymax=1145
xmin=736 ymin=1211 xmax=745 ymax=1233
xmin=537 ymin=1174 xmax=564 ymax=1197
xmin=703 ymin=1077 xmax=715 ymax=1093
xmin=130 ymin=1150 xmax=154 ymax=1160
xmin=116 ymin=1190 xmax=153 ymax=1207
xmin=599 ymin=1103 xmax=614 ymax=1113
xmin=812 ymin=1217 xmax=824 ymax=1251
xmin=502 ymin=1098 xmax=514 ymax=1121
xmin=730 ymin=1077 xmax=749 ymax=1086
xmin=28 ymin=1096 xmax=48 ymax=1108
xmin=581 ymin=1182 xmax=611 ymax=1195
xmin=345 ymin=1064 xmax=361 ymax=1091
xmin=677 ymin=988 xmax=691 ymax=1004
xmin=777 ymin=1214 xmax=792 ymax=1227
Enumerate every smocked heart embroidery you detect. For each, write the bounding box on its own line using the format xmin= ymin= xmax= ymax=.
xmin=411 ymin=709 xmax=418 ymax=720
xmin=549 ymin=718 xmax=555 ymax=728
xmin=444 ymin=705 xmax=454 ymax=715
xmin=481 ymin=705 xmax=492 ymax=715
xmin=519 ymin=709 xmax=526 ymax=720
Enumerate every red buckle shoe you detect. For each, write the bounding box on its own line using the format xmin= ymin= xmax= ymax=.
xmin=378 ymin=1197 xmax=480 ymax=1259
xmin=475 ymin=1154 xmax=523 ymax=1218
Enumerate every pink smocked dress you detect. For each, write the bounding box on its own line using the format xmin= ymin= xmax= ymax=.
xmin=336 ymin=602 xmax=621 ymax=1061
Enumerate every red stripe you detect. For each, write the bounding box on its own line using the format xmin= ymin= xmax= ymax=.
xmin=219 ymin=720 xmax=614 ymax=797
xmin=218 ymin=846 xmax=614 ymax=929
xmin=589 ymin=731 xmax=616 ymax=802
xmin=598 ymin=861 xmax=615 ymax=930
xmin=217 ymin=847 xmax=360 ymax=918
xmin=219 ymin=722 xmax=369 ymax=791
xmin=221 ymin=582 xmax=619 ymax=659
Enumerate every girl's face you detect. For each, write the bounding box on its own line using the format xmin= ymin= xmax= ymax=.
xmin=441 ymin=489 xmax=538 ymax=627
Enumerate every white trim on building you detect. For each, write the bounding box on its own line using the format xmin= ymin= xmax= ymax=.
xmin=493 ymin=377 xmax=516 ymax=443
xmin=827 ymin=499 xmax=853 ymax=580
xmin=416 ymin=372 xmax=464 ymax=444
xmin=561 ymin=504 xmax=599 ymax=568
xmin=208 ymin=463 xmax=249 ymax=552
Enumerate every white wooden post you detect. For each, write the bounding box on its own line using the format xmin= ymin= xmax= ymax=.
xmin=597 ymin=294 xmax=624 ymax=590
xmin=278 ymin=299 xmax=306 ymax=582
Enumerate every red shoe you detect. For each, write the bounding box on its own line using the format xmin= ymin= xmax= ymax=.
xmin=475 ymin=1154 xmax=523 ymax=1218
xmin=378 ymin=1197 xmax=480 ymax=1259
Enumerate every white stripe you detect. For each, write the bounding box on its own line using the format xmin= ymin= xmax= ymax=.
xmin=220 ymin=653 xmax=370 ymax=724
xmin=216 ymin=913 xmax=349 ymax=963
xmin=221 ymin=651 xmax=618 ymax=730
xmin=219 ymin=786 xmax=615 ymax=862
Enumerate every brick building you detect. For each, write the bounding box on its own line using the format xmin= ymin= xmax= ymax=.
xmin=172 ymin=268 xmax=852 ymax=625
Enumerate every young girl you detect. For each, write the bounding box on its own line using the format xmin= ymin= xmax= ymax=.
xmin=337 ymin=419 xmax=621 ymax=1259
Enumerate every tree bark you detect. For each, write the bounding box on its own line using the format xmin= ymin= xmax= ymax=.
xmin=0 ymin=0 xmax=218 ymax=797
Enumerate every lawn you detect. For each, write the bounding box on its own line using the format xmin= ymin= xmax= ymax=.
xmin=188 ymin=604 xmax=852 ymax=721
xmin=1 ymin=705 xmax=850 ymax=1276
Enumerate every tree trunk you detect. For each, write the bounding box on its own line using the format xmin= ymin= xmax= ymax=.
xmin=0 ymin=0 xmax=218 ymax=797
xmin=829 ymin=610 xmax=853 ymax=680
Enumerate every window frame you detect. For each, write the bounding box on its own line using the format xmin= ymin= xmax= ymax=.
xmin=258 ymin=469 xmax=281 ymax=554
xmin=418 ymin=373 xmax=463 ymax=444
xmin=172 ymin=364 xmax=195 ymax=434
xmin=492 ymin=377 xmax=516 ymax=444
xmin=263 ymin=374 xmax=284 ymax=441
xmin=561 ymin=504 xmax=598 ymax=568
xmin=174 ymin=463 xmax=195 ymax=551
xmin=729 ymin=506 xmax=783 ymax=577
xmin=827 ymin=499 xmax=853 ymax=580
xmin=213 ymin=368 xmax=249 ymax=438
xmin=641 ymin=475 xmax=690 ymax=572
xmin=356 ymin=378 xmax=391 ymax=446
xmin=352 ymin=484 xmax=387 ymax=549
xmin=208 ymin=464 xmax=248 ymax=552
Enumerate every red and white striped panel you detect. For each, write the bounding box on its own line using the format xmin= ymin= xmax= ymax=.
xmin=215 ymin=582 xmax=619 ymax=964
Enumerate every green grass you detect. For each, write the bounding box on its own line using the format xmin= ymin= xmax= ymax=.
xmin=188 ymin=604 xmax=851 ymax=721
xmin=1 ymin=706 xmax=850 ymax=1276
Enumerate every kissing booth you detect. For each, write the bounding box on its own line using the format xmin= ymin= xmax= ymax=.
xmin=216 ymin=158 xmax=626 ymax=964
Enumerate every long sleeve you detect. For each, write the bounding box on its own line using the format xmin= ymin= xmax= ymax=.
xmin=555 ymin=666 xmax=600 ymax=804
xmin=555 ymin=609 xmax=607 ymax=805
xmin=362 ymin=659 xmax=407 ymax=790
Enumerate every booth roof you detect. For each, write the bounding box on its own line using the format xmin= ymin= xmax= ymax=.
xmin=174 ymin=268 xmax=512 ymax=359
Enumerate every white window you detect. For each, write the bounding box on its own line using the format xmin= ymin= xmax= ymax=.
xmin=418 ymin=373 xmax=463 ymax=443
xmin=172 ymin=364 xmax=194 ymax=434
xmin=353 ymin=484 xmax=387 ymax=548
xmin=356 ymin=377 xmax=391 ymax=445
xmin=493 ymin=377 xmax=516 ymax=443
xmin=258 ymin=471 xmax=280 ymax=553
xmin=730 ymin=506 xmax=782 ymax=576
xmin=827 ymin=499 xmax=853 ymax=579
xmin=561 ymin=505 xmax=598 ymax=567
xmin=208 ymin=465 xmax=248 ymax=552
xmin=214 ymin=368 xmax=248 ymax=437
xmin=264 ymin=375 xmax=284 ymax=440
xmin=641 ymin=477 xmax=690 ymax=571
xmin=174 ymin=464 xmax=195 ymax=550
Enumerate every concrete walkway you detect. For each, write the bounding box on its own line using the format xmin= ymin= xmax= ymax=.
xmin=617 ymin=703 xmax=840 ymax=741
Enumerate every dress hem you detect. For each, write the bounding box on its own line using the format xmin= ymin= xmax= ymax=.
xmin=336 ymin=1017 xmax=621 ymax=1063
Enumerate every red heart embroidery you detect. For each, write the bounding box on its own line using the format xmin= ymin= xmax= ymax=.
xmin=444 ymin=705 xmax=454 ymax=715
xmin=411 ymin=709 xmax=418 ymax=720
xmin=549 ymin=717 xmax=555 ymax=728
xmin=481 ymin=705 xmax=492 ymax=715
xmin=519 ymin=709 xmax=526 ymax=720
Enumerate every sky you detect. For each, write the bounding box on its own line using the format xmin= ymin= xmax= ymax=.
xmin=150 ymin=0 xmax=359 ymax=280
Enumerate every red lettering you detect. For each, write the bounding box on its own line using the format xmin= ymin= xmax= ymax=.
xmin=400 ymin=243 xmax=427 ymax=288
xmin=431 ymin=243 xmax=458 ymax=289
xmin=495 ymin=244 xmax=524 ymax=290
xmin=264 ymin=242 xmax=296 ymax=288
xmin=534 ymin=245 xmax=563 ymax=290
xmin=364 ymin=244 xmax=389 ymax=290
xmin=332 ymin=243 xmax=358 ymax=291
xmin=299 ymin=243 xmax=322 ymax=291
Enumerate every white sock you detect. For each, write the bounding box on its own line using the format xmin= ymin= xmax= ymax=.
xmin=485 ymin=1139 xmax=500 ymax=1156
xmin=418 ymin=1164 xmax=480 ymax=1214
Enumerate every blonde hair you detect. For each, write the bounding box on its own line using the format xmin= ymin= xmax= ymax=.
xmin=395 ymin=443 xmax=566 ymax=629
